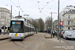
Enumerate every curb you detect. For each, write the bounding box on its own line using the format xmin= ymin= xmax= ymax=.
xmin=44 ymin=34 xmax=51 ymax=38
xmin=0 ymin=37 xmax=9 ymax=41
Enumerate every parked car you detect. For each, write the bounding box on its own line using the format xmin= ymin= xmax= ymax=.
xmin=63 ymin=30 xmax=75 ymax=40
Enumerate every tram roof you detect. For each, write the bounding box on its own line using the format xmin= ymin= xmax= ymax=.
xmin=11 ymin=19 xmax=24 ymax=21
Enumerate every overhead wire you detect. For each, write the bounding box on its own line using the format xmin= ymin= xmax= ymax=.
xmin=10 ymin=0 xmax=24 ymax=13
xmin=42 ymin=0 xmax=54 ymax=9
xmin=10 ymin=0 xmax=17 ymax=7
xmin=42 ymin=0 xmax=54 ymax=11
xmin=37 ymin=1 xmax=41 ymax=13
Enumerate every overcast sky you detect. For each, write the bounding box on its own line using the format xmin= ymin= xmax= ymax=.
xmin=0 ymin=0 xmax=75 ymax=21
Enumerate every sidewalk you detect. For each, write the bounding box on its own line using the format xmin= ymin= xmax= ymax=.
xmin=44 ymin=33 xmax=75 ymax=50
xmin=0 ymin=34 xmax=9 ymax=40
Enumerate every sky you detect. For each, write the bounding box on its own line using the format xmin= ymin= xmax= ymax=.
xmin=0 ymin=0 xmax=75 ymax=22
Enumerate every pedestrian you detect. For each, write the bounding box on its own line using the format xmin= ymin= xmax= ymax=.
xmin=52 ymin=30 xmax=55 ymax=37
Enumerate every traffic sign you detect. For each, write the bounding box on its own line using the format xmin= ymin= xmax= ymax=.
xmin=59 ymin=25 xmax=63 ymax=27
xmin=59 ymin=21 xmax=63 ymax=26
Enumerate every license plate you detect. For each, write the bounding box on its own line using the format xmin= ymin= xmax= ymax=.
xmin=15 ymin=33 xmax=18 ymax=37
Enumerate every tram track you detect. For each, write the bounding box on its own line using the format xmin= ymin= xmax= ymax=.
xmin=13 ymin=41 xmax=29 ymax=50
xmin=13 ymin=34 xmax=43 ymax=50
xmin=33 ymin=36 xmax=43 ymax=50
xmin=21 ymin=35 xmax=41 ymax=48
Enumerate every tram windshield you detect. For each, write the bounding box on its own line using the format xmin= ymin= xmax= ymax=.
xmin=10 ymin=21 xmax=23 ymax=33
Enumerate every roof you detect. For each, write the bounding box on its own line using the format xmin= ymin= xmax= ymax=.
xmin=62 ymin=9 xmax=75 ymax=16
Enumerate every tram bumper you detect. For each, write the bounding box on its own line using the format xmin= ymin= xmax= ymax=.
xmin=9 ymin=36 xmax=24 ymax=39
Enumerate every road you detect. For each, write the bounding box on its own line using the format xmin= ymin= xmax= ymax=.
xmin=0 ymin=33 xmax=45 ymax=50
xmin=61 ymin=38 xmax=75 ymax=46
xmin=0 ymin=33 xmax=75 ymax=50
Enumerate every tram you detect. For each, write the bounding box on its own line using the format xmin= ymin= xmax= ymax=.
xmin=9 ymin=16 xmax=35 ymax=40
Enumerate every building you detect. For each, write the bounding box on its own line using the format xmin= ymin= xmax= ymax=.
xmin=62 ymin=9 xmax=75 ymax=30
xmin=60 ymin=5 xmax=75 ymax=30
xmin=53 ymin=20 xmax=58 ymax=31
xmin=0 ymin=7 xmax=10 ymax=27
xmin=60 ymin=5 xmax=75 ymax=21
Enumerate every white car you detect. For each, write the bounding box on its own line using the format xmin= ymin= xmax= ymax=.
xmin=63 ymin=30 xmax=75 ymax=39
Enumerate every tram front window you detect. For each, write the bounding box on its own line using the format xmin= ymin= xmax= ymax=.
xmin=10 ymin=21 xmax=23 ymax=33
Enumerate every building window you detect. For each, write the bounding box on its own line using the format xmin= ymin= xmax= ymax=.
xmin=1 ymin=10 xmax=4 ymax=12
xmin=63 ymin=11 xmax=65 ymax=13
xmin=68 ymin=21 xmax=70 ymax=25
xmin=68 ymin=15 xmax=70 ymax=19
xmin=68 ymin=27 xmax=70 ymax=30
xmin=1 ymin=16 xmax=4 ymax=17
xmin=1 ymin=13 xmax=4 ymax=15
xmin=1 ymin=19 xmax=4 ymax=21
xmin=66 ymin=11 xmax=67 ymax=13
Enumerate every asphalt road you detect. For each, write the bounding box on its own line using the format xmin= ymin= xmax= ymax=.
xmin=0 ymin=33 xmax=45 ymax=50
xmin=0 ymin=33 xmax=75 ymax=50
xmin=61 ymin=38 xmax=75 ymax=45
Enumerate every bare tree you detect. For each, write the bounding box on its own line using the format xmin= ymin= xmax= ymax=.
xmin=32 ymin=19 xmax=39 ymax=30
xmin=38 ymin=18 xmax=44 ymax=32
xmin=45 ymin=17 xmax=52 ymax=33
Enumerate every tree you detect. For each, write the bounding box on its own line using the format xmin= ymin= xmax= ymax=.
xmin=38 ymin=18 xmax=44 ymax=32
xmin=45 ymin=17 xmax=52 ymax=33
xmin=32 ymin=19 xmax=39 ymax=30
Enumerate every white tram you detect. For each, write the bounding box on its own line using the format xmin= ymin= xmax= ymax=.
xmin=9 ymin=16 xmax=35 ymax=40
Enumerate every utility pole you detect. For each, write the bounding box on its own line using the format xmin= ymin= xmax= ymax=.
xmin=11 ymin=5 xmax=12 ymax=19
xmin=51 ymin=12 xmax=52 ymax=38
xmin=18 ymin=6 xmax=20 ymax=16
xmin=58 ymin=0 xmax=60 ymax=40
xmin=50 ymin=12 xmax=57 ymax=38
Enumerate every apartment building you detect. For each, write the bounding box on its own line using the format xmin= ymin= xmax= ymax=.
xmin=0 ymin=7 xmax=10 ymax=27
xmin=60 ymin=5 xmax=75 ymax=30
xmin=60 ymin=5 xmax=75 ymax=21
xmin=53 ymin=20 xmax=58 ymax=31
xmin=62 ymin=9 xmax=75 ymax=30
